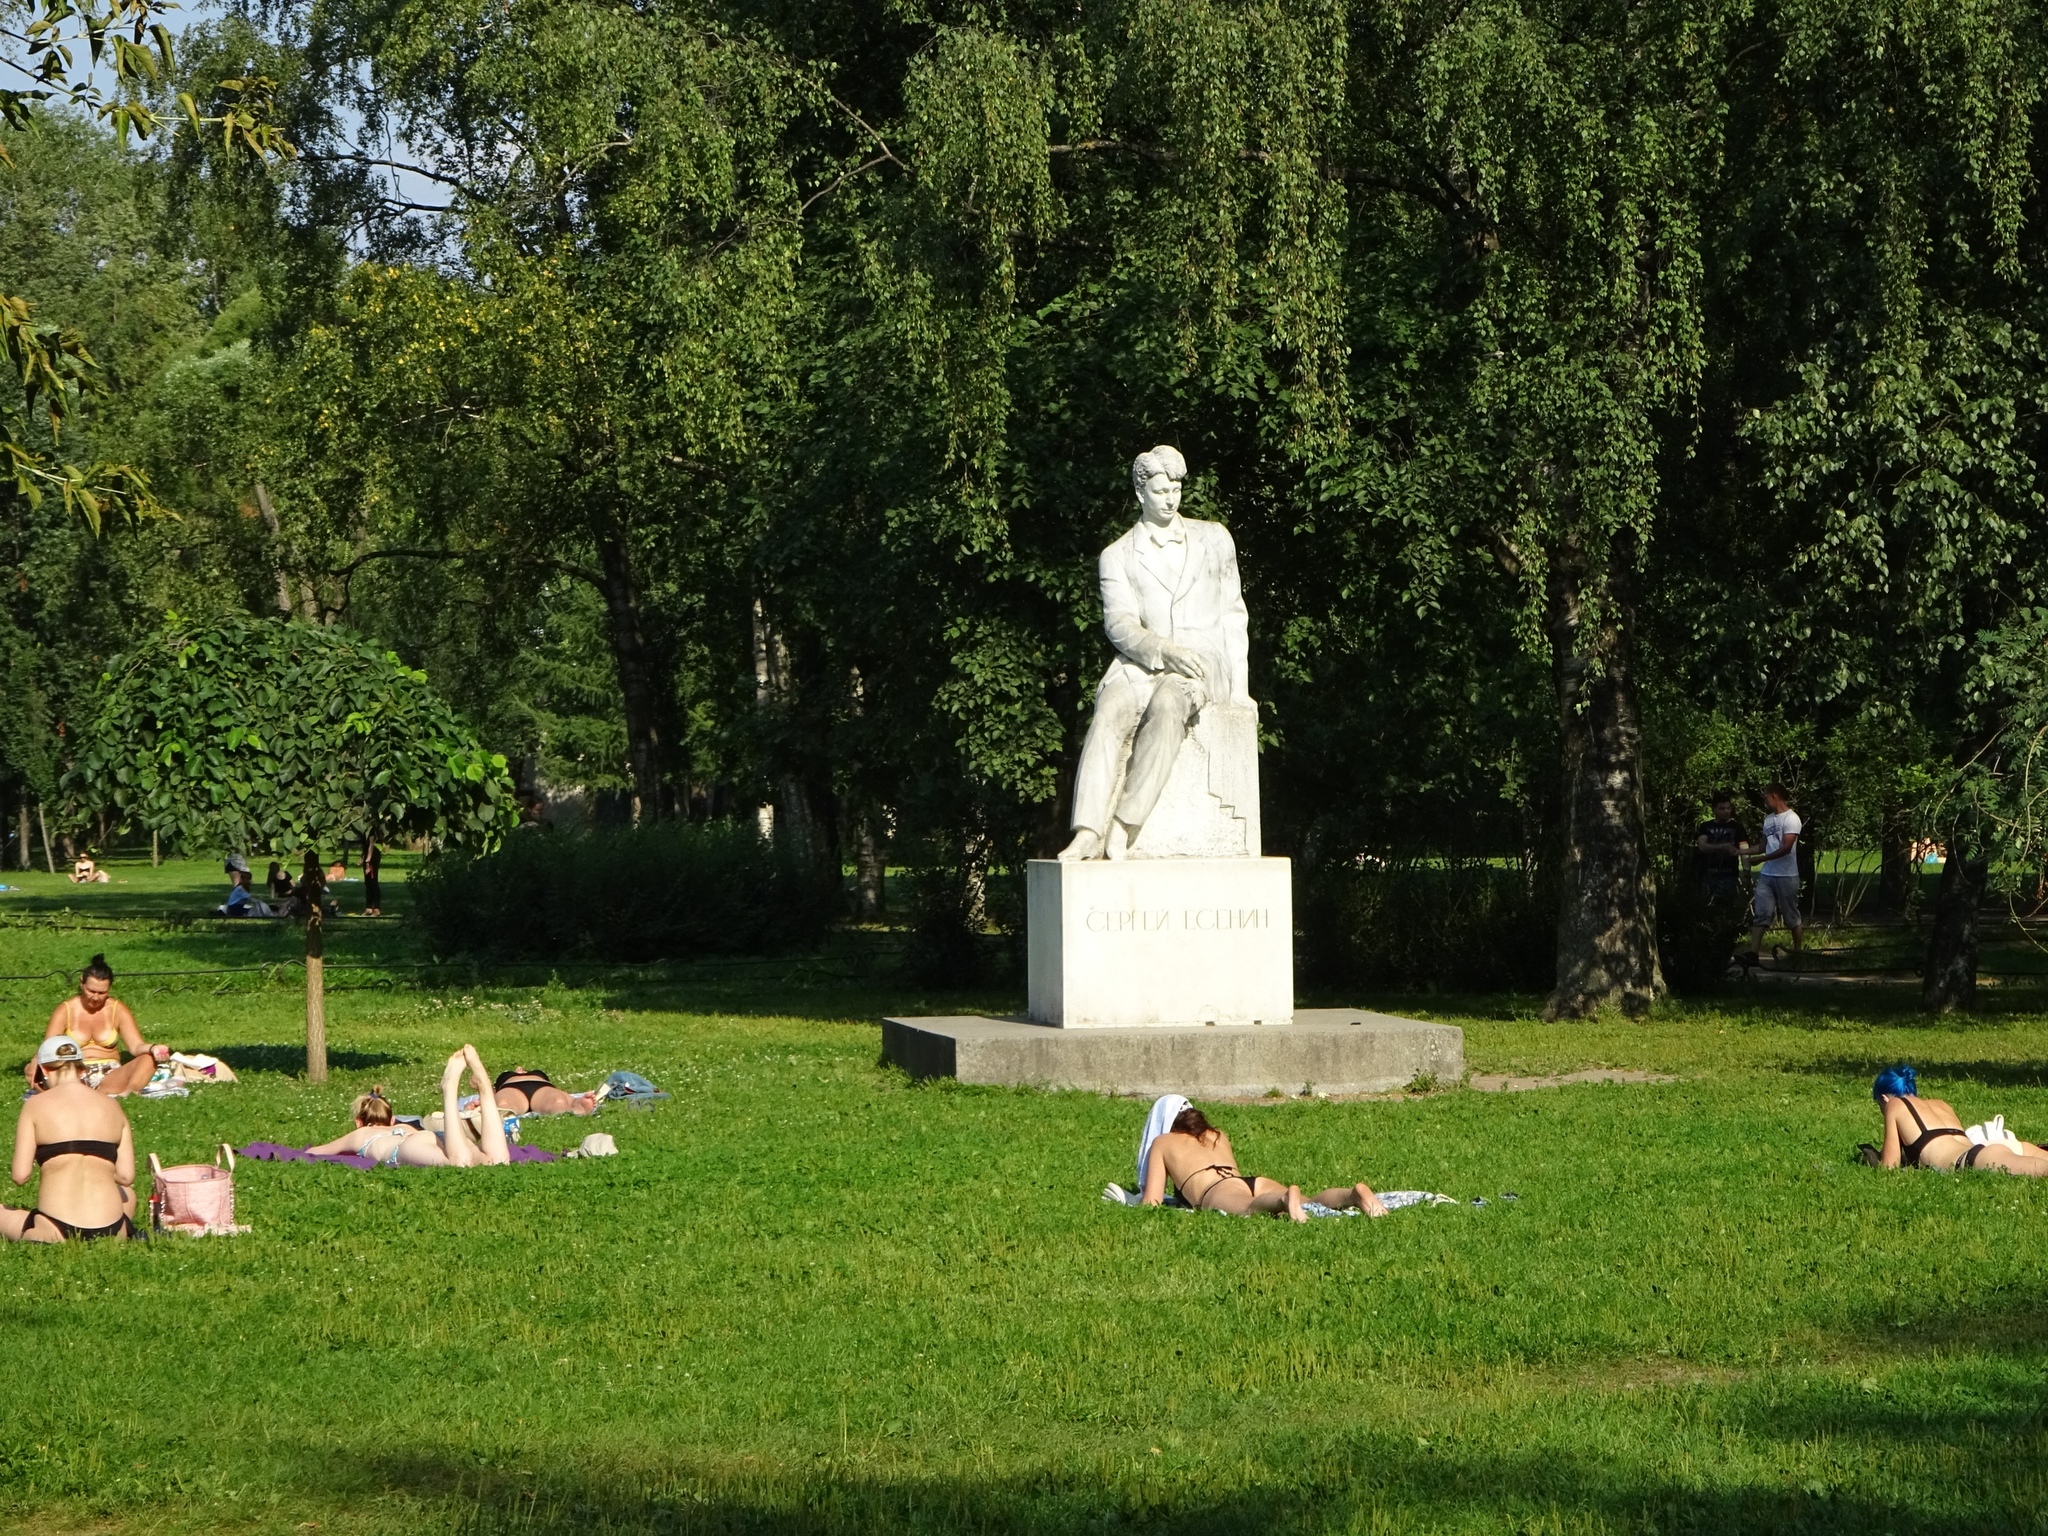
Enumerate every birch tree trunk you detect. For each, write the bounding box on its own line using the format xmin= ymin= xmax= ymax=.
xmin=595 ymin=524 xmax=667 ymax=824
xmin=1545 ymin=558 xmax=1662 ymax=1018
xmin=1922 ymin=839 xmax=1987 ymax=1014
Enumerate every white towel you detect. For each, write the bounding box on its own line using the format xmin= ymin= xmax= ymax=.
xmin=1965 ymin=1116 xmax=2024 ymax=1155
xmin=1136 ymin=1094 xmax=1190 ymax=1195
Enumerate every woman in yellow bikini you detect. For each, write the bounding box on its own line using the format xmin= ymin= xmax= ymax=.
xmin=24 ymin=956 xmax=167 ymax=1098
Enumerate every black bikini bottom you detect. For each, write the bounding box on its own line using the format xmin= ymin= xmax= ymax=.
xmin=24 ymin=1210 xmax=140 ymax=1241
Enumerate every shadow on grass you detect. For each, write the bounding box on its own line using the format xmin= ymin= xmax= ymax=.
xmin=204 ymin=1043 xmax=410 ymax=1077
xmin=279 ymin=1431 xmax=2015 ymax=1535
xmin=1780 ymin=1056 xmax=2048 ymax=1090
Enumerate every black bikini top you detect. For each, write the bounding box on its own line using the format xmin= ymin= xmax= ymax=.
xmin=35 ymin=1138 xmax=119 ymax=1165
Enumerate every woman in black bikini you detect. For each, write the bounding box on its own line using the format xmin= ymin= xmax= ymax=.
xmin=1873 ymin=1066 xmax=2048 ymax=1175
xmin=489 ymin=1066 xmax=599 ymax=1117
xmin=2 ymin=1037 xmax=141 ymax=1241
xmin=1139 ymin=1103 xmax=1389 ymax=1222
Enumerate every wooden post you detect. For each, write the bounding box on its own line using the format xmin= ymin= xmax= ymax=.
xmin=34 ymin=803 xmax=55 ymax=875
xmin=151 ymin=831 xmax=160 ymax=868
xmin=302 ymin=851 xmax=328 ymax=1083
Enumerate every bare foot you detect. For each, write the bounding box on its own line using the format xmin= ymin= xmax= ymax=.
xmin=461 ymin=1043 xmax=489 ymax=1089
xmin=441 ymin=1052 xmax=467 ymax=1091
xmin=571 ymin=1091 xmax=600 ymax=1116
xmin=1285 ymin=1185 xmax=1306 ymax=1224
xmin=1058 ymin=828 xmax=1103 ymax=861
xmin=1356 ymin=1183 xmax=1389 ymax=1218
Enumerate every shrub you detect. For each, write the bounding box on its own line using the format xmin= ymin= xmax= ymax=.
xmin=1657 ymin=874 xmax=1747 ymax=995
xmin=410 ymin=822 xmax=837 ymax=961
xmin=1297 ymin=860 xmax=1555 ymax=994
xmin=898 ymin=861 xmax=1023 ymax=986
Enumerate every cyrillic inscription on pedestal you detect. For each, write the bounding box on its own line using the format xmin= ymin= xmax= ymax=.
xmin=1028 ymin=857 xmax=1292 ymax=1029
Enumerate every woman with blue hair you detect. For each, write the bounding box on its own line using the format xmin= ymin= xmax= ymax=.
xmin=1872 ymin=1066 xmax=2048 ymax=1174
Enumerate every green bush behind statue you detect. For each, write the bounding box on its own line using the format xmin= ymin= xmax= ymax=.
xmin=411 ymin=823 xmax=836 ymax=962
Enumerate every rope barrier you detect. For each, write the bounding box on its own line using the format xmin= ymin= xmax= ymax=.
xmin=0 ymin=946 xmax=914 ymax=986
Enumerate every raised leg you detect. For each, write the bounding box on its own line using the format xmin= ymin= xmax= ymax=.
xmin=96 ymin=1055 xmax=159 ymax=1097
xmin=436 ymin=1051 xmax=478 ymax=1167
xmin=464 ymin=1045 xmax=512 ymax=1165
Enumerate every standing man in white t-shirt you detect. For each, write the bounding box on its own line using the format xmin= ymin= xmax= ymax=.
xmin=1742 ymin=783 xmax=1803 ymax=963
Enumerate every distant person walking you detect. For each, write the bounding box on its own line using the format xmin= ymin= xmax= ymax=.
xmin=361 ymin=838 xmax=382 ymax=917
xmin=1695 ymin=792 xmax=1747 ymax=897
xmin=1743 ymin=783 xmax=1803 ymax=963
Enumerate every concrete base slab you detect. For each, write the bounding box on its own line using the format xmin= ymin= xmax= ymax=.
xmin=881 ymin=1009 xmax=1464 ymax=1099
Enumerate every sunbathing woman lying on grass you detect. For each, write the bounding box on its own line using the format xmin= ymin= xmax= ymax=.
xmin=488 ymin=1066 xmax=599 ymax=1116
xmin=310 ymin=1046 xmax=513 ymax=1167
xmin=1872 ymin=1066 xmax=2048 ymax=1175
xmin=1140 ymin=1100 xmax=1388 ymax=1222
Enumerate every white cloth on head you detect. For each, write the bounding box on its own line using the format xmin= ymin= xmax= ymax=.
xmin=1137 ymin=1094 xmax=1190 ymax=1193
xmin=1965 ymin=1116 xmax=2024 ymax=1155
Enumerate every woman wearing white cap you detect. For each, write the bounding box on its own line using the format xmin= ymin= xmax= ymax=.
xmin=2 ymin=1036 xmax=141 ymax=1241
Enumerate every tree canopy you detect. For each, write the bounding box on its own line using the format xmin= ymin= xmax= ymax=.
xmin=11 ymin=0 xmax=2048 ymax=1011
xmin=72 ymin=612 xmax=516 ymax=856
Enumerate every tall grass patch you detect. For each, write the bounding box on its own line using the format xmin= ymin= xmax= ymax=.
xmin=409 ymin=822 xmax=836 ymax=960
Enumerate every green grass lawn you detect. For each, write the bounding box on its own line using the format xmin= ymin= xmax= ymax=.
xmin=2 ymin=856 xmax=2046 ymax=1533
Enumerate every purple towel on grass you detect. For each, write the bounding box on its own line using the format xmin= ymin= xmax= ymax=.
xmin=239 ymin=1141 xmax=558 ymax=1167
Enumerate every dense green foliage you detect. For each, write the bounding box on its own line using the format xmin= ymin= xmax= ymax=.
xmin=409 ymin=821 xmax=835 ymax=960
xmin=9 ymin=0 xmax=2048 ymax=1006
xmin=2 ymin=861 xmax=2047 ymax=1532
xmin=71 ymin=611 xmax=517 ymax=856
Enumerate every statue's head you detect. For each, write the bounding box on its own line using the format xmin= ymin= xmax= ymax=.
xmin=1131 ymin=444 xmax=1185 ymax=524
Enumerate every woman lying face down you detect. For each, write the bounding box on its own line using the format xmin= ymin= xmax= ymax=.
xmin=310 ymin=1045 xmax=514 ymax=1167
xmin=1872 ymin=1065 xmax=2048 ymax=1175
xmin=1140 ymin=1103 xmax=1388 ymax=1222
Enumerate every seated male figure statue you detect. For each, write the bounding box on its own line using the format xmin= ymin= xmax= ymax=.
xmin=1060 ymin=445 xmax=1251 ymax=860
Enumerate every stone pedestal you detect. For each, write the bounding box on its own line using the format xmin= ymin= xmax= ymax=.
xmin=881 ymin=1011 xmax=1465 ymax=1099
xmin=1027 ymin=857 xmax=1292 ymax=1029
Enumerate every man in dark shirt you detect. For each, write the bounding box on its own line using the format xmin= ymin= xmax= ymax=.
xmin=1695 ymin=793 xmax=1746 ymax=896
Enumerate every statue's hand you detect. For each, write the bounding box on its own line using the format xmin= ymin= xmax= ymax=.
xmin=1158 ymin=643 xmax=1207 ymax=681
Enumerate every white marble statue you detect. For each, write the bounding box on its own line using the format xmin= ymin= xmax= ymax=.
xmin=1060 ymin=446 xmax=1260 ymax=861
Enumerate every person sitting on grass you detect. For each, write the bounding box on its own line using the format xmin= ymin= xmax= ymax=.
xmin=217 ymin=854 xmax=275 ymax=918
xmin=68 ymin=857 xmax=109 ymax=884
xmin=1 ymin=1037 xmax=141 ymax=1242
xmin=266 ymin=861 xmax=296 ymax=903
xmin=1140 ymin=1100 xmax=1389 ymax=1222
xmin=308 ymin=1045 xmax=513 ymax=1167
xmin=1871 ymin=1066 xmax=2048 ymax=1175
xmin=488 ymin=1066 xmax=600 ymax=1116
xmin=23 ymin=954 xmax=169 ymax=1097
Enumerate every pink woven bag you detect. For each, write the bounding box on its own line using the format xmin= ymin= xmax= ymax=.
xmin=149 ymin=1145 xmax=237 ymax=1232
